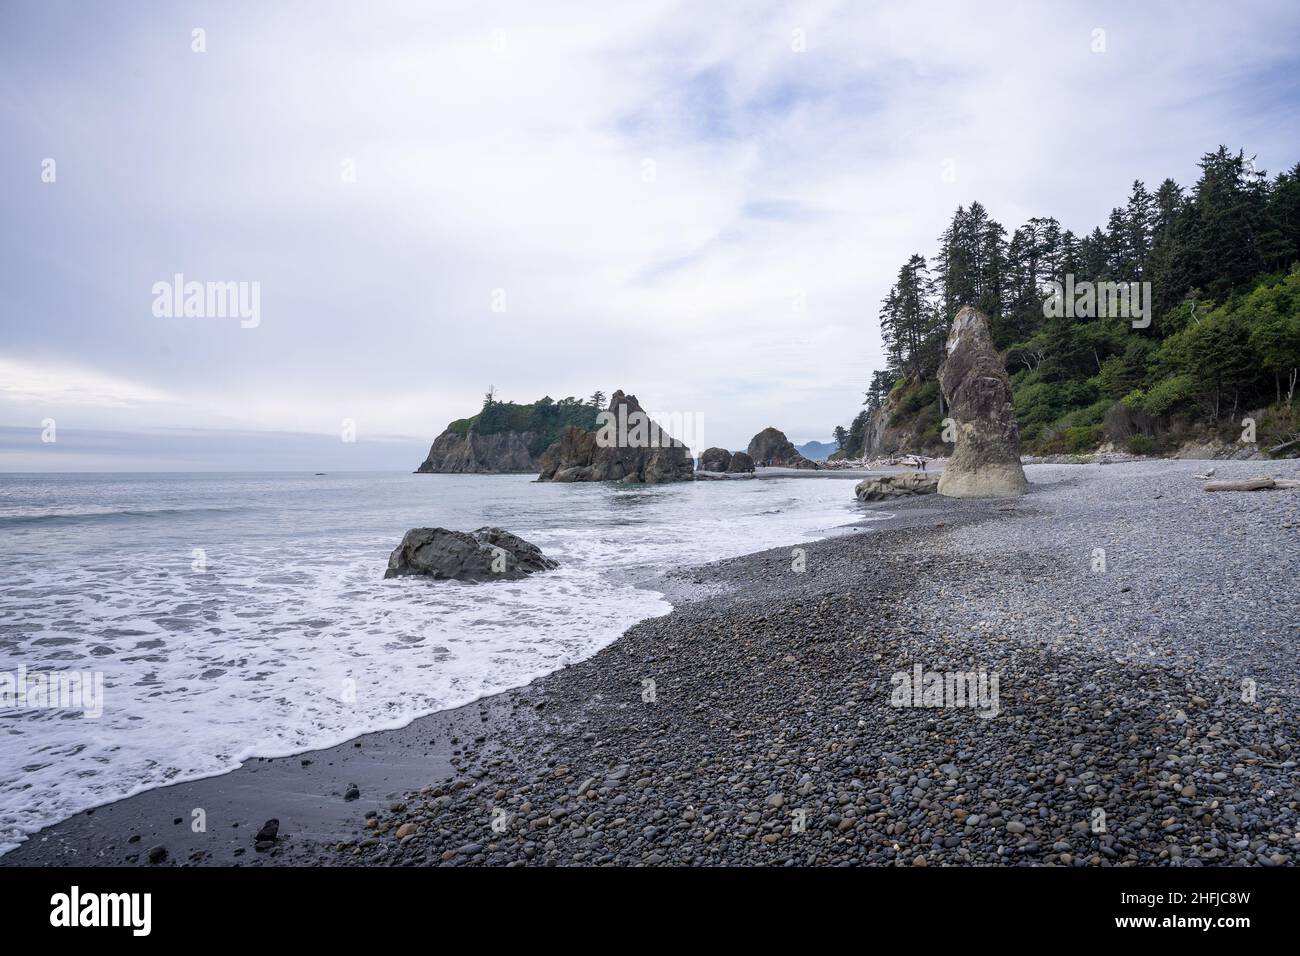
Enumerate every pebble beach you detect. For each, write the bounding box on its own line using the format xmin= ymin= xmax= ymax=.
xmin=321 ymin=460 xmax=1300 ymax=867
xmin=6 ymin=460 xmax=1296 ymax=867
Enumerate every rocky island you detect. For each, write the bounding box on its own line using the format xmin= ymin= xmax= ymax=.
xmin=418 ymin=429 xmax=539 ymax=474
xmin=536 ymin=391 xmax=694 ymax=483
xmin=416 ymin=395 xmax=601 ymax=474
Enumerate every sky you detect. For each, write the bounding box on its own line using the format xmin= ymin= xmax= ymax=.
xmin=2 ymin=0 xmax=1299 ymax=471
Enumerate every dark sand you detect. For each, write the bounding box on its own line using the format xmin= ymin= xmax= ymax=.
xmin=1 ymin=688 xmax=525 ymax=866
xmin=3 ymin=474 xmax=918 ymax=866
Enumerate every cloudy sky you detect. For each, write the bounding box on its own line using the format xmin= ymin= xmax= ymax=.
xmin=2 ymin=0 xmax=1298 ymax=470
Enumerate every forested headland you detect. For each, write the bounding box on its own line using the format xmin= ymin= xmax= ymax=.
xmin=833 ymin=147 xmax=1300 ymax=459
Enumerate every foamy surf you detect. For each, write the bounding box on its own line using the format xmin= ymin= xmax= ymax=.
xmin=0 ymin=471 xmax=862 ymax=853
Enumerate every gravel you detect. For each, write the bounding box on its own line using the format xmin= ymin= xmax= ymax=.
xmin=316 ymin=460 xmax=1299 ymax=867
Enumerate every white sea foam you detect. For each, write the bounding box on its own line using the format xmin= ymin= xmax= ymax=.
xmin=0 ymin=472 xmax=863 ymax=853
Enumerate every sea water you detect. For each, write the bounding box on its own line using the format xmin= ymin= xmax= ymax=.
xmin=0 ymin=470 xmax=864 ymax=852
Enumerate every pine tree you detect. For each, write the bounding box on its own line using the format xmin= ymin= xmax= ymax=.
xmin=1124 ymin=181 xmax=1155 ymax=279
xmin=1186 ymin=148 xmax=1269 ymax=299
xmin=1268 ymin=162 xmax=1300 ymax=269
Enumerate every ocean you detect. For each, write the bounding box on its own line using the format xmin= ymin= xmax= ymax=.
xmin=0 ymin=471 xmax=866 ymax=854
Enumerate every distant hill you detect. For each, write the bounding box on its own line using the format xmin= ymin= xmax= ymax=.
xmin=794 ymin=439 xmax=839 ymax=461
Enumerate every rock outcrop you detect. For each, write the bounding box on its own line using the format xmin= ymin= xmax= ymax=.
xmin=417 ymin=429 xmax=538 ymax=474
xmin=726 ymin=451 xmax=755 ymax=473
xmin=854 ymin=472 xmax=939 ymax=501
xmin=936 ymin=306 xmax=1029 ymax=498
xmin=746 ymin=427 xmax=817 ymax=468
xmin=536 ymin=391 xmax=694 ymax=483
xmin=384 ymin=527 xmax=558 ymax=581
xmin=697 ymin=448 xmax=755 ymax=478
xmin=697 ymin=447 xmax=732 ymax=473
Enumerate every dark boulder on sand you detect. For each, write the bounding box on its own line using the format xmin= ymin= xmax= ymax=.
xmin=697 ymin=447 xmax=732 ymax=473
xmin=854 ymin=472 xmax=938 ymax=501
xmin=384 ymin=527 xmax=558 ymax=581
xmin=255 ymin=819 xmax=280 ymax=842
xmin=747 ymin=427 xmax=817 ymax=468
xmin=937 ymin=306 xmax=1028 ymax=498
xmin=726 ymin=451 xmax=755 ymax=473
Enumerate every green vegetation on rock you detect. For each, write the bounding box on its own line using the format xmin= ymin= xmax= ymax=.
xmin=447 ymin=391 xmax=602 ymax=458
xmin=838 ymin=147 xmax=1300 ymax=457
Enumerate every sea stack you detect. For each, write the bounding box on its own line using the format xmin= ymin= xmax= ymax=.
xmin=746 ymin=427 xmax=817 ymax=468
xmin=697 ymin=447 xmax=732 ymax=472
xmin=417 ymin=429 xmax=538 ymax=474
xmin=536 ymin=390 xmax=694 ymax=483
xmin=726 ymin=451 xmax=755 ymax=473
xmin=936 ymin=305 xmax=1029 ymax=498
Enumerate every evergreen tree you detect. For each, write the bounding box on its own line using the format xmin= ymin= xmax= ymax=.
xmin=1124 ymin=180 xmax=1155 ymax=279
xmin=859 ymin=145 xmax=1300 ymax=456
xmin=1268 ymin=162 xmax=1300 ymax=269
xmin=1185 ymin=147 xmax=1269 ymax=299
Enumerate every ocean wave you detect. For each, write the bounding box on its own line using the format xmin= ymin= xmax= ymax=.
xmin=0 ymin=472 xmax=861 ymax=855
xmin=0 ymin=506 xmax=250 ymax=526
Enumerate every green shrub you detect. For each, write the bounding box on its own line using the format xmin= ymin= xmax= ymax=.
xmin=1069 ymin=398 xmax=1113 ymax=428
xmin=1063 ymin=424 xmax=1104 ymax=452
xmin=900 ymin=379 xmax=940 ymax=413
xmin=1037 ymin=423 xmax=1105 ymax=455
xmin=1139 ymin=373 xmax=1195 ymax=416
xmin=1126 ymin=434 xmax=1156 ymax=455
xmin=444 ymin=397 xmax=600 ymax=457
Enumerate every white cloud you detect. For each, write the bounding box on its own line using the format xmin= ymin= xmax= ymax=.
xmin=0 ymin=357 xmax=171 ymax=409
xmin=2 ymin=0 xmax=1297 ymax=457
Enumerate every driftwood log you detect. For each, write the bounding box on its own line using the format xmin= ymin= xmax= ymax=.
xmin=1204 ymin=478 xmax=1300 ymax=492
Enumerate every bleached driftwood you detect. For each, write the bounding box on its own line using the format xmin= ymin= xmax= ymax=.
xmin=1204 ymin=478 xmax=1300 ymax=492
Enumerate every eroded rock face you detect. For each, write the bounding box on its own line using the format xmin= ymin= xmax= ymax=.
xmin=697 ymin=447 xmax=732 ymax=473
xmin=417 ymin=429 xmax=538 ymax=474
xmin=535 ymin=427 xmax=599 ymax=482
xmin=384 ymin=527 xmax=558 ymax=581
xmin=536 ymin=391 xmax=694 ymax=483
xmin=936 ymin=306 xmax=1029 ymax=498
xmin=854 ymin=472 xmax=939 ymax=501
xmin=726 ymin=451 xmax=755 ymax=473
xmin=746 ymin=427 xmax=816 ymax=468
